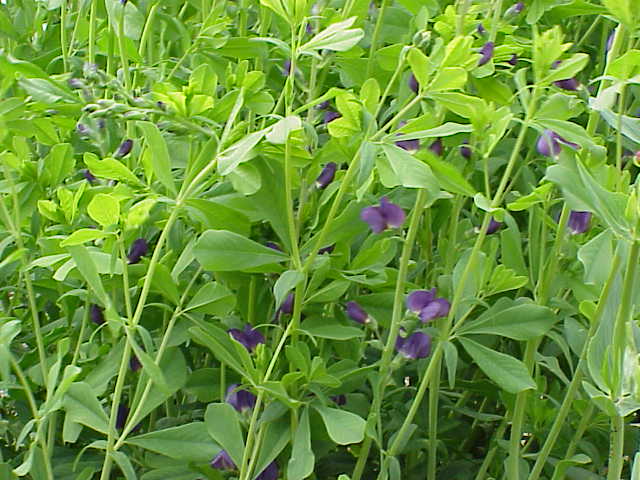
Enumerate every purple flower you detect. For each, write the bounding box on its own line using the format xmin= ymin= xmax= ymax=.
xmin=478 ymin=42 xmax=495 ymax=66
xmin=77 ymin=123 xmax=90 ymax=136
xmin=318 ymin=244 xmax=335 ymax=254
xmin=130 ymin=354 xmax=141 ymax=372
xmin=427 ymin=138 xmax=443 ymax=156
xmin=395 ymin=137 xmax=420 ymax=153
xmin=346 ymin=301 xmax=369 ymax=324
xmin=316 ymin=100 xmax=330 ymax=110
xmin=316 ymin=162 xmax=337 ymax=188
xmin=323 ymin=111 xmax=341 ymax=124
xmin=476 ymin=23 xmax=486 ymax=35
xmin=277 ymin=292 xmax=294 ymax=318
xmin=406 ymin=289 xmax=450 ymax=322
xmin=90 ymin=304 xmax=105 ymax=325
xmin=606 ymin=32 xmax=615 ymax=52
xmin=256 ymin=461 xmax=279 ymax=480
xmin=210 ymin=450 xmax=237 ymax=470
xmin=226 ymin=384 xmax=257 ymax=412
xmin=508 ymin=54 xmax=518 ymax=66
xmin=396 ymin=331 xmax=432 ymax=359
xmin=408 ymin=74 xmax=419 ymax=94
xmin=228 ymin=324 xmax=266 ymax=352
xmin=68 ymin=78 xmax=84 ymax=89
xmin=282 ymin=59 xmax=292 ymax=76
xmin=361 ymin=197 xmax=405 ymax=234
xmin=486 ymin=218 xmax=502 ymax=234
xmin=305 ymin=23 xmax=314 ymax=35
xmin=331 ymin=394 xmax=347 ymax=406
xmin=460 ymin=141 xmax=472 ymax=159
xmin=536 ymin=129 xmax=579 ymax=157
xmin=567 ymin=210 xmax=591 ymax=234
xmin=83 ymin=169 xmax=97 ymax=183
xmin=116 ymin=405 xmax=129 ymax=430
xmin=505 ymin=1 xmax=524 ymax=16
xmin=127 ymin=238 xmax=148 ymax=264
xmin=265 ymin=241 xmax=282 ymax=251
xmin=554 ymin=78 xmax=580 ymax=91
xmin=115 ymin=139 xmax=133 ymax=158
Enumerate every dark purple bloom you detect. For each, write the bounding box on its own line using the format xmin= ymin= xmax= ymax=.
xmin=395 ymin=137 xmax=420 ymax=153
xmin=130 ymin=354 xmax=141 ymax=372
xmin=210 ymin=450 xmax=237 ymax=470
xmin=90 ymin=304 xmax=105 ymax=325
xmin=406 ymin=289 xmax=436 ymax=313
xmin=396 ymin=331 xmax=432 ymax=359
xmin=255 ymin=461 xmax=279 ymax=480
xmin=68 ymin=78 xmax=83 ymax=89
xmin=360 ymin=197 xmax=405 ymax=234
xmin=318 ymin=244 xmax=335 ymax=254
xmin=567 ymin=211 xmax=591 ymax=234
xmin=316 ymin=100 xmax=330 ymax=110
xmin=226 ymin=384 xmax=257 ymax=412
xmin=115 ymin=139 xmax=133 ymax=158
xmin=127 ymin=238 xmax=148 ymax=264
xmin=331 ymin=394 xmax=347 ymax=406
xmin=406 ymin=289 xmax=450 ymax=322
xmin=429 ymin=138 xmax=443 ymax=156
xmin=476 ymin=23 xmax=486 ymax=35
xmin=505 ymin=1 xmax=524 ymax=16
xmin=486 ymin=218 xmax=502 ymax=234
xmin=316 ymin=162 xmax=337 ymax=188
xmin=265 ymin=241 xmax=282 ymax=251
xmin=408 ymin=74 xmax=419 ymax=94
xmin=229 ymin=324 xmax=266 ymax=352
xmin=346 ymin=301 xmax=369 ymax=324
xmin=323 ymin=111 xmax=341 ymax=124
xmin=554 ymin=78 xmax=580 ymax=91
xmin=277 ymin=293 xmax=294 ymax=317
xmin=460 ymin=141 xmax=472 ymax=159
xmin=116 ymin=405 xmax=129 ymax=430
xmin=508 ymin=54 xmax=518 ymax=66
xmin=305 ymin=23 xmax=314 ymax=35
xmin=536 ymin=129 xmax=579 ymax=157
xmin=83 ymin=169 xmax=97 ymax=183
xmin=478 ymin=42 xmax=494 ymax=66
xmin=282 ymin=59 xmax=292 ymax=76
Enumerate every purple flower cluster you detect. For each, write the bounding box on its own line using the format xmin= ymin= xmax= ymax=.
xmin=406 ymin=288 xmax=451 ymax=322
xmin=228 ymin=324 xmax=265 ymax=352
xmin=396 ymin=331 xmax=431 ymax=359
xmin=226 ymin=384 xmax=257 ymax=412
xmin=361 ymin=197 xmax=405 ymax=233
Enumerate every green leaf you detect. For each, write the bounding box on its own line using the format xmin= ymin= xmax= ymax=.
xmin=66 ymin=245 xmax=110 ymax=308
xmin=84 ymin=153 xmax=142 ymax=185
xmin=313 ymin=403 xmax=365 ymax=445
xmin=62 ymin=383 xmax=109 ymax=434
xmin=41 ymin=143 xmax=74 ymax=186
xmin=60 ymin=229 xmax=106 ymax=247
xmin=127 ymin=422 xmax=219 ymax=463
xmin=189 ymin=325 xmax=253 ymax=380
xmin=484 ymin=265 xmax=529 ymax=296
xmin=300 ymin=17 xmax=364 ymax=54
xmin=393 ymin=122 xmax=473 ymax=141
xmin=125 ymin=197 xmax=157 ymax=230
xmin=300 ymin=317 xmax=363 ymax=340
xmin=87 ymin=193 xmax=120 ymax=227
xmin=274 ymin=270 xmax=304 ymax=308
xmin=186 ymin=199 xmax=251 ymax=236
xmin=378 ymin=144 xmax=440 ymax=193
xmin=601 ymin=0 xmax=634 ymax=27
xmin=218 ymin=130 xmax=266 ymax=175
xmin=253 ymin=417 xmax=291 ymax=474
xmin=184 ymin=282 xmax=236 ymax=316
xmin=407 ymin=47 xmax=429 ymax=88
xmin=429 ymin=67 xmax=467 ymax=92
xmin=266 ymin=116 xmax=302 ymax=144
xmin=288 ymin=408 xmax=314 ymax=480
xmin=458 ymin=337 xmax=536 ymax=393
xmin=204 ymin=404 xmax=245 ymax=467
xmin=138 ymin=122 xmax=176 ymax=196
xmin=425 ymin=155 xmax=476 ymax=196
xmin=457 ymin=298 xmax=556 ymax=340
xmin=542 ymin=53 xmax=589 ymax=84
xmin=194 ymin=230 xmax=288 ymax=271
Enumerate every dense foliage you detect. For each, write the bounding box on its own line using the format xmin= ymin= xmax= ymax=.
xmin=1 ymin=0 xmax=639 ymax=479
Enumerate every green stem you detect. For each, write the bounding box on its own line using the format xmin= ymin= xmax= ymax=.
xmin=528 ymin=252 xmax=622 ymax=480
xmin=365 ymin=0 xmax=388 ymax=79
xmin=474 ymin=419 xmax=508 ymax=480
xmin=427 ymin=356 xmax=441 ymax=480
xmin=607 ymin=415 xmax=626 ymax=480
xmin=88 ymin=0 xmax=97 ymax=66
xmin=352 ymin=189 xmax=429 ymax=480
xmin=116 ymin=1 xmax=132 ymax=91
xmin=60 ymin=0 xmax=69 ymax=71
xmin=565 ymin=403 xmax=594 ymax=458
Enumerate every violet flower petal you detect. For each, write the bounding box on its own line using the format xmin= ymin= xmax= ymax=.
xmin=395 ymin=138 xmax=420 ymax=153
xmin=115 ymin=139 xmax=133 ymax=158
xmin=408 ymin=73 xmax=419 ymax=94
xmin=396 ymin=332 xmax=432 ymax=359
xmin=567 ymin=210 xmax=592 ymax=234
xmin=406 ymin=289 xmax=437 ymax=313
xmin=226 ymin=384 xmax=257 ymax=412
xmin=90 ymin=304 xmax=105 ymax=325
xmin=210 ymin=450 xmax=237 ymax=470
xmin=316 ymin=162 xmax=337 ymax=188
xmin=379 ymin=197 xmax=405 ymax=229
xmin=419 ymin=298 xmax=451 ymax=322
xmin=255 ymin=461 xmax=279 ymax=480
xmin=478 ymin=42 xmax=495 ymax=66
xmin=360 ymin=206 xmax=387 ymax=233
xmin=346 ymin=301 xmax=369 ymax=324
xmin=429 ymin=138 xmax=443 ymax=156
xmin=486 ymin=218 xmax=503 ymax=235
xmin=536 ymin=130 xmax=562 ymax=157
xmin=127 ymin=238 xmax=148 ymax=264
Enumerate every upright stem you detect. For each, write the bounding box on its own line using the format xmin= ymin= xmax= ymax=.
xmin=427 ymin=356 xmax=441 ymax=480
xmin=607 ymin=415 xmax=626 ymax=480
xmin=365 ymin=0 xmax=388 ymax=79
xmin=352 ymin=189 xmax=428 ymax=480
